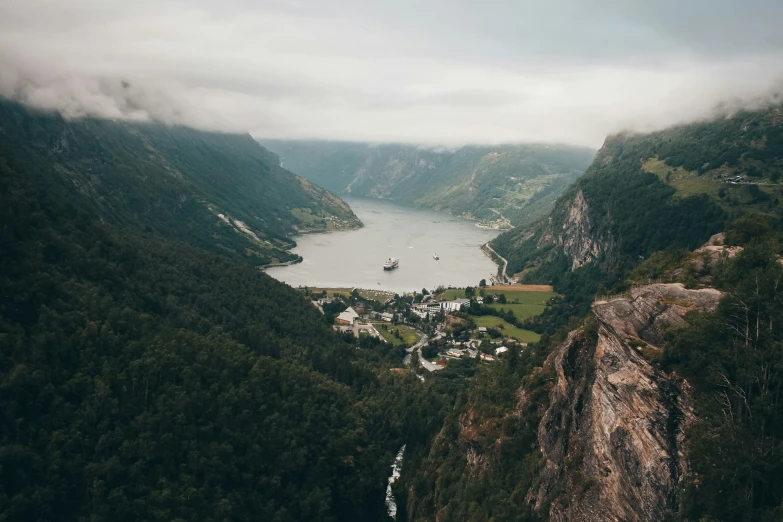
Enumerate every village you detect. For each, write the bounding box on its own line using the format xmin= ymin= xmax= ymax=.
xmin=301 ymin=283 xmax=554 ymax=374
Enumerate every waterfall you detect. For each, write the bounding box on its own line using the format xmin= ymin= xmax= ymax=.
xmin=385 ymin=445 xmax=406 ymax=520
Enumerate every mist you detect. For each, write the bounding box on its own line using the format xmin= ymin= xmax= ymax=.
xmin=1 ymin=0 xmax=782 ymax=147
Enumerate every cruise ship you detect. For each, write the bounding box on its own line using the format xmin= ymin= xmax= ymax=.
xmin=383 ymin=257 xmax=399 ymax=270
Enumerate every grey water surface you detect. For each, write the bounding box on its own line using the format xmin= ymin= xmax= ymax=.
xmin=265 ymin=197 xmax=499 ymax=293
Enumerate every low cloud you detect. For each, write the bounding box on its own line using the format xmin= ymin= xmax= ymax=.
xmin=1 ymin=0 xmax=782 ymax=147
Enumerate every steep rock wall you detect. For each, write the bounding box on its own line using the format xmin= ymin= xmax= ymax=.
xmin=559 ymin=189 xmax=605 ymax=270
xmin=534 ymin=283 xmax=722 ymax=521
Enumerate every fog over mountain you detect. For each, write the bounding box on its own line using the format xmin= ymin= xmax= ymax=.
xmin=1 ymin=0 xmax=782 ymax=147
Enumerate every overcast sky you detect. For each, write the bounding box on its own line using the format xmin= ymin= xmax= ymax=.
xmin=1 ymin=0 xmax=782 ymax=147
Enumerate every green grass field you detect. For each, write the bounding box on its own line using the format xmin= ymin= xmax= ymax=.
xmin=440 ymin=288 xmax=554 ymax=322
xmin=470 ymin=315 xmax=541 ymax=343
xmin=486 ymin=303 xmax=546 ymax=321
xmin=374 ymin=323 xmax=420 ymax=346
xmin=643 ymin=157 xmax=777 ymax=208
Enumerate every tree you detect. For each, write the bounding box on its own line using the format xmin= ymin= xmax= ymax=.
xmin=465 ymin=286 xmax=475 ymax=298
xmin=479 ymin=279 xmax=487 ymax=287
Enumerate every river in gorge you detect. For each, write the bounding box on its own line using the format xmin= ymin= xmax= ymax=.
xmin=265 ymin=197 xmax=500 ymax=293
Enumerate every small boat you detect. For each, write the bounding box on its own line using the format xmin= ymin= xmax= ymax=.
xmin=433 ymin=253 xmax=439 ymax=260
xmin=383 ymin=257 xmax=399 ymax=270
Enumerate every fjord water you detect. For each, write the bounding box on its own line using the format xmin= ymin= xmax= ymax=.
xmin=265 ymin=197 xmax=499 ymax=293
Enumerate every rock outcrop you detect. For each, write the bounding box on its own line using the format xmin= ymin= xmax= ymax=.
xmin=691 ymin=232 xmax=743 ymax=268
xmin=534 ymin=283 xmax=722 ymax=521
xmin=559 ymin=190 xmax=604 ymax=270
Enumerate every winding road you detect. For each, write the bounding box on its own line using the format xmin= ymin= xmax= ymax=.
xmin=483 ymin=242 xmax=509 ymax=284
xmin=405 ymin=328 xmax=444 ymax=372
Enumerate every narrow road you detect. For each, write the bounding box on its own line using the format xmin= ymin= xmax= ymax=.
xmin=483 ymin=242 xmax=509 ymax=283
xmin=406 ymin=328 xmax=442 ymax=372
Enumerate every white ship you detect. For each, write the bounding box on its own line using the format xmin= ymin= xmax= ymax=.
xmin=383 ymin=257 xmax=399 ymax=270
xmin=433 ymin=253 xmax=439 ymax=260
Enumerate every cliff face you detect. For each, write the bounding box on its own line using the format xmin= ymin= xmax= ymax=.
xmin=534 ymin=283 xmax=722 ymax=521
xmin=558 ymin=189 xmax=605 ymax=270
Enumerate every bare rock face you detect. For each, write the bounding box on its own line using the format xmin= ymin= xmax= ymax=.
xmin=559 ymin=190 xmax=604 ymax=270
xmin=691 ymin=232 xmax=743 ymax=269
xmin=534 ymin=284 xmax=722 ymax=521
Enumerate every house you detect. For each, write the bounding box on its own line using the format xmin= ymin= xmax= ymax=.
xmin=411 ymin=308 xmax=428 ymax=319
xmin=478 ymin=326 xmax=487 ymax=333
xmin=476 ymin=297 xmax=484 ymax=304
xmin=380 ymin=312 xmax=394 ymax=322
xmin=495 ymin=346 xmax=508 ymax=356
xmin=480 ymin=353 xmax=495 ymax=361
xmin=335 ymin=307 xmax=359 ymax=325
xmin=446 ymin=348 xmax=464 ymax=359
xmin=414 ymin=302 xmax=442 ymax=314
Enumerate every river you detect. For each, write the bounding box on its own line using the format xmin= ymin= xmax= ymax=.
xmin=265 ymin=197 xmax=499 ymax=293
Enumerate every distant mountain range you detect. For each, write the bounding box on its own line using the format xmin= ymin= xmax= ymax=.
xmin=0 ymin=100 xmax=361 ymax=266
xmin=260 ymin=140 xmax=596 ymax=227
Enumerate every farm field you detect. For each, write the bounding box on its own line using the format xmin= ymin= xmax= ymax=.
xmin=440 ymin=287 xmax=554 ymax=321
xmin=374 ymin=323 xmax=420 ymax=346
xmin=470 ymin=315 xmax=541 ymax=343
xmin=486 ymin=302 xmax=546 ymax=321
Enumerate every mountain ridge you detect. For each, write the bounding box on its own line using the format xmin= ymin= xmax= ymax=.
xmin=0 ymin=99 xmax=361 ymax=266
xmin=260 ymin=140 xmax=596 ymax=227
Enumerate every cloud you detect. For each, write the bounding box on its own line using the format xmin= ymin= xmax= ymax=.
xmin=1 ymin=0 xmax=782 ymax=147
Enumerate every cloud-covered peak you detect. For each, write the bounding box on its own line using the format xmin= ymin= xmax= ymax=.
xmin=1 ymin=0 xmax=782 ymax=147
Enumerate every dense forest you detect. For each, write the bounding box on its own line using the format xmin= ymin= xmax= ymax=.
xmin=0 ymin=100 xmax=360 ymax=266
xmin=0 ymin=106 xmax=467 ymax=521
xmin=5 ymin=94 xmax=783 ymax=522
xmin=663 ymin=222 xmax=783 ymax=521
xmin=261 ymin=140 xmax=595 ymax=226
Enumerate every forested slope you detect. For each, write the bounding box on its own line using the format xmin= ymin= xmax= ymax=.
xmin=261 ymin=140 xmax=595 ymax=226
xmin=397 ymin=105 xmax=783 ymax=522
xmin=491 ymin=104 xmax=783 ymax=323
xmin=0 ymin=100 xmax=360 ymax=266
xmin=0 ymin=139 xmax=445 ymax=521
xmin=400 ymin=231 xmax=783 ymax=522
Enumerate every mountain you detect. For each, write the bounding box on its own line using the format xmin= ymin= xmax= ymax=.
xmin=0 ymin=107 xmax=451 ymax=521
xmin=394 ymin=105 xmax=783 ymax=522
xmin=0 ymin=100 xmax=361 ymax=266
xmin=491 ymin=104 xmax=783 ymax=317
xmin=260 ymin=140 xmax=596 ymax=227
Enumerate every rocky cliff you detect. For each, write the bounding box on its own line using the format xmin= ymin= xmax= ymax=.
xmin=558 ymin=189 xmax=605 ymax=270
xmin=534 ymin=283 xmax=722 ymax=521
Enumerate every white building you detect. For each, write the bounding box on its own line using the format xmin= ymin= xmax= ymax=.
xmin=414 ymin=302 xmax=442 ymax=314
xmin=441 ymin=298 xmax=469 ymax=312
xmin=411 ymin=308 xmax=429 ymax=319
xmin=335 ymin=307 xmax=359 ymax=325
xmin=495 ymin=346 xmax=508 ymax=356
xmin=380 ymin=312 xmax=394 ymax=322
